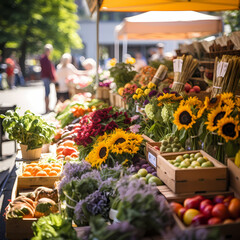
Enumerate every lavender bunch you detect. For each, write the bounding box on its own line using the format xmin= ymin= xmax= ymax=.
xmin=58 ymin=161 xmax=91 ymax=194
xmin=74 ymin=190 xmax=110 ymax=226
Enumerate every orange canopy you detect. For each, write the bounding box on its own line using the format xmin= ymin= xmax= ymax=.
xmin=87 ymin=0 xmax=240 ymax=14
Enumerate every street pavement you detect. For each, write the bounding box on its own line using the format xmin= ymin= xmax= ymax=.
xmin=0 ymin=81 xmax=57 ymax=239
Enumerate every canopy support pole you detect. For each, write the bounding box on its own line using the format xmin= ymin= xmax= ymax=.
xmin=114 ymin=29 xmax=119 ymax=62
xmin=122 ymin=34 xmax=128 ymax=62
xmin=95 ymin=1 xmax=100 ymax=96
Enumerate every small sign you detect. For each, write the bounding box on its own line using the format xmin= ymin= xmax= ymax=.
xmin=148 ymin=152 xmax=156 ymax=168
xmin=173 ymin=59 xmax=183 ymax=73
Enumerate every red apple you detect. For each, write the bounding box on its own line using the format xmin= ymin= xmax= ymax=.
xmin=200 ymin=199 xmax=213 ymax=212
xmin=228 ymin=198 xmax=240 ymax=219
xmin=154 ymin=146 xmax=160 ymax=151
xmin=208 ymin=217 xmax=222 ymax=225
xmin=184 ymin=83 xmax=191 ymax=93
xmin=212 ymin=203 xmax=229 ymax=220
xmin=189 ymin=88 xmax=196 ymax=93
xmin=169 ymin=83 xmax=173 ymax=89
xmin=213 ymin=195 xmax=225 ymax=204
xmin=178 ymin=207 xmax=187 ymax=220
xmin=191 ymin=214 xmax=208 ymax=226
xmin=202 ymin=205 xmax=213 ymax=219
xmin=170 ymin=202 xmax=183 ymax=214
xmin=223 ymin=196 xmax=233 ymax=208
xmin=184 ymin=196 xmax=203 ymax=210
xmin=193 ymin=86 xmax=201 ymax=93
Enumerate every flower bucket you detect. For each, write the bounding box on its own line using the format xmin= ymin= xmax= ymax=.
xmin=109 ymin=208 xmax=118 ymax=221
xmin=20 ymin=144 xmax=42 ymax=160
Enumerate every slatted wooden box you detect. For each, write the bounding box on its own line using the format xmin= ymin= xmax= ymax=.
xmin=157 ymin=150 xmax=228 ymax=194
xmin=227 ymin=158 xmax=240 ymax=195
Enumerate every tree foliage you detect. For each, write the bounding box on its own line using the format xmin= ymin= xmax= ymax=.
xmin=223 ymin=10 xmax=240 ymax=32
xmin=0 ymin=0 xmax=82 ymax=71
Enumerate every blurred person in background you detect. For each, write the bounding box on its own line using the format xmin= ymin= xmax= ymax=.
xmin=11 ymin=53 xmax=25 ymax=86
xmin=82 ymin=58 xmax=96 ymax=76
xmin=0 ymin=55 xmax=4 ymax=90
xmin=40 ymin=44 xmax=56 ymax=113
xmin=56 ymin=53 xmax=84 ymax=102
xmin=150 ymin=43 xmax=165 ymax=62
xmin=5 ymin=57 xmax=15 ymax=89
xmin=134 ymin=52 xmax=147 ymax=71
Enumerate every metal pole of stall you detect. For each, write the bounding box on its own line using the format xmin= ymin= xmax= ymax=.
xmin=122 ymin=34 xmax=128 ymax=62
xmin=95 ymin=1 xmax=100 ymax=97
xmin=114 ymin=29 xmax=119 ymax=62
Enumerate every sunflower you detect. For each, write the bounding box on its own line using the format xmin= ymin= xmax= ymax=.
xmin=173 ymin=105 xmax=197 ymax=130
xmin=96 ymin=132 xmax=109 ymax=143
xmin=204 ymin=95 xmax=221 ymax=109
xmin=235 ymin=97 xmax=240 ymax=111
xmin=184 ymin=97 xmax=202 ymax=108
xmin=197 ymin=105 xmax=207 ymax=119
xmin=107 ymin=129 xmax=128 ymax=147
xmin=221 ymin=92 xmax=233 ymax=101
xmin=111 ymin=141 xmax=129 ymax=154
xmin=157 ymin=93 xmax=176 ymax=102
xmin=205 ymin=106 xmax=232 ymax=132
xmin=221 ymin=98 xmax=235 ymax=109
xmin=127 ymin=133 xmax=143 ymax=145
xmin=86 ymin=142 xmax=109 ymax=168
xmin=217 ymin=117 xmax=239 ymax=142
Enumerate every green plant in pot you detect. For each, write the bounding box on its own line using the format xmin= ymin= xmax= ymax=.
xmin=0 ymin=109 xmax=55 ymax=159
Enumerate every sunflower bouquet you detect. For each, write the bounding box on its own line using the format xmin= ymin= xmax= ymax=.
xmin=173 ymin=96 xmax=205 ymax=150
xmin=85 ymin=129 xmax=143 ymax=168
xmin=202 ymin=92 xmax=240 ymax=163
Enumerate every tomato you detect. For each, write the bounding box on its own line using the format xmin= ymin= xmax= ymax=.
xmin=62 ymin=146 xmax=77 ymax=156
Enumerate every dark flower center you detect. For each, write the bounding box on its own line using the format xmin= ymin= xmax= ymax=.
xmin=213 ymin=112 xmax=225 ymax=126
xmin=210 ymin=97 xmax=218 ymax=104
xmin=99 ymin=147 xmax=107 ymax=158
xmin=222 ymin=123 xmax=236 ymax=138
xmin=179 ymin=111 xmax=192 ymax=125
xmin=114 ymin=138 xmax=126 ymax=144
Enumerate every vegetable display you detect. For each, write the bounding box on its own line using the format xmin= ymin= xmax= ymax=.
xmin=0 ymin=109 xmax=55 ymax=150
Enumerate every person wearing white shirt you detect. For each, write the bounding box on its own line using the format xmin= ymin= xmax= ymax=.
xmin=56 ymin=53 xmax=84 ymax=102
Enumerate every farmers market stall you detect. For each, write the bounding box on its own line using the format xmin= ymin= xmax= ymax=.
xmin=2 ymin=46 xmax=240 ymax=239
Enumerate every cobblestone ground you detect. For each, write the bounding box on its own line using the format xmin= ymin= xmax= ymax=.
xmin=0 ymin=81 xmax=57 ymax=240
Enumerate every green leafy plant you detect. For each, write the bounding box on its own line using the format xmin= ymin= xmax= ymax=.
xmin=32 ymin=214 xmax=78 ymax=240
xmin=0 ymin=109 xmax=55 ymax=150
xmin=109 ymin=63 xmax=137 ymax=90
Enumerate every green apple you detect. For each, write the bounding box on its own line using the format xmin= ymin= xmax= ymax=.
xmin=190 ymin=153 xmax=195 ymax=158
xmin=175 ymin=156 xmax=184 ymax=162
xmin=197 ymin=157 xmax=206 ymax=165
xmin=183 ymin=154 xmax=190 ymax=159
xmin=130 ymin=174 xmax=139 ymax=180
xmin=148 ymin=176 xmax=163 ymax=186
xmin=138 ymin=169 xmax=148 ymax=177
xmin=140 ymin=177 xmax=147 ymax=183
xmin=191 ymin=161 xmax=200 ymax=167
xmin=194 ymin=153 xmax=203 ymax=159
xmin=174 ymin=163 xmax=180 ymax=167
xmin=146 ymin=173 xmax=153 ymax=181
xmin=201 ymin=161 xmax=214 ymax=167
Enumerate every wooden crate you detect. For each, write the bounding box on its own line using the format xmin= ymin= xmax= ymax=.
xmin=96 ymin=87 xmax=110 ymax=99
xmin=115 ymin=94 xmax=126 ymax=109
xmin=228 ymin=158 xmax=240 ymax=195
xmin=6 ymin=177 xmax=58 ymax=240
xmin=168 ymin=192 xmax=240 ymax=240
xmin=157 ymin=150 xmax=228 ymax=194
xmin=146 ymin=142 xmax=161 ymax=169
xmin=157 ymin=185 xmax=233 ymax=202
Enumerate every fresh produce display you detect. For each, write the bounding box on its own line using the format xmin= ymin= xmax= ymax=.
xmin=6 ymin=187 xmax=58 ymax=219
xmin=170 ymin=194 xmax=240 ymax=226
xmin=0 ymin=109 xmax=55 ymax=149
xmin=160 ymin=135 xmax=185 ymax=153
xmin=168 ymin=152 xmax=214 ymax=169
xmin=130 ymin=168 xmax=163 ymax=186
xmin=21 ymin=161 xmax=62 ymax=177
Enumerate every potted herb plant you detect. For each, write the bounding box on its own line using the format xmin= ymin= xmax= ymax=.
xmin=0 ymin=109 xmax=55 ymax=159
